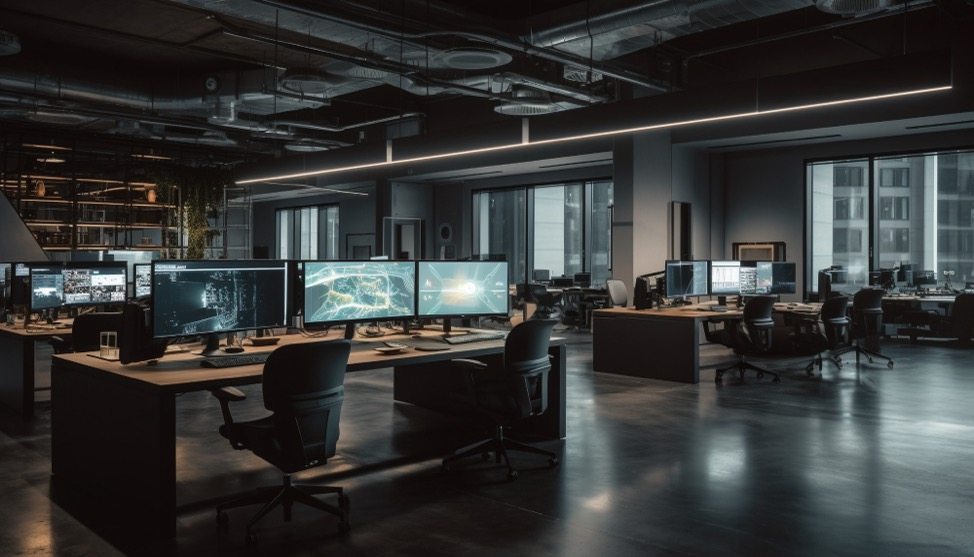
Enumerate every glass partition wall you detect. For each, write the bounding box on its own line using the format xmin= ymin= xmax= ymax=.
xmin=472 ymin=180 xmax=613 ymax=288
xmin=807 ymin=148 xmax=974 ymax=297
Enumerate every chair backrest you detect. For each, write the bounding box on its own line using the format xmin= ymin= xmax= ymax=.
xmin=261 ymin=339 xmax=351 ymax=470
xmin=605 ymin=279 xmax=628 ymax=308
xmin=742 ymin=296 xmax=776 ymax=352
xmin=529 ymin=283 xmax=552 ymax=306
xmin=819 ymin=295 xmax=850 ymax=346
xmin=70 ymin=311 xmax=124 ymax=352
xmin=947 ymin=293 xmax=974 ymax=340
xmin=502 ymin=319 xmax=556 ymax=419
xmin=851 ymin=288 xmax=885 ymax=338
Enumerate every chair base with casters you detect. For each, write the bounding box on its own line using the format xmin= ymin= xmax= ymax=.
xmin=715 ymin=356 xmax=781 ymax=385
xmin=832 ymin=343 xmax=895 ymax=369
xmin=216 ymin=472 xmax=350 ymax=545
xmin=441 ymin=424 xmax=559 ymax=481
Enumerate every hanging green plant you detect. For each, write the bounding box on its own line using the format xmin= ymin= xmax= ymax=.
xmin=151 ymin=165 xmax=232 ymax=260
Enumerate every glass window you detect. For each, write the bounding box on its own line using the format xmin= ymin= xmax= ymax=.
xmin=275 ymin=204 xmax=338 ymax=259
xmin=808 ymin=149 xmax=974 ymax=296
xmin=473 ymin=180 xmax=613 ymax=286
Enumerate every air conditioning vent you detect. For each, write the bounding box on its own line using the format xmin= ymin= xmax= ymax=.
xmin=816 ymin=0 xmax=902 ymax=15
xmin=434 ymin=48 xmax=512 ymax=70
xmin=280 ymin=67 xmax=336 ymax=94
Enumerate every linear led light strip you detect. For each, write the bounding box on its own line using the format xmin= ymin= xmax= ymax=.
xmin=237 ymin=85 xmax=952 ymax=185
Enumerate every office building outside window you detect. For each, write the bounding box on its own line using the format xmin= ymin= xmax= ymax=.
xmin=472 ymin=180 xmax=613 ymax=286
xmin=808 ymin=149 xmax=974 ymax=294
xmin=275 ymin=205 xmax=338 ymax=259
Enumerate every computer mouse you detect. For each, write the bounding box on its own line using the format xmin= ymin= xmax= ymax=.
xmin=223 ymin=346 xmax=245 ymax=353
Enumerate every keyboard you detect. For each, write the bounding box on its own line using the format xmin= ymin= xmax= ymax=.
xmin=709 ymin=305 xmax=729 ymax=312
xmin=200 ymin=352 xmax=271 ymax=368
xmin=442 ymin=332 xmax=506 ymax=345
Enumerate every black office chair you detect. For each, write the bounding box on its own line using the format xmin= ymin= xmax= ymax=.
xmin=708 ymin=295 xmax=780 ymax=385
xmin=605 ymin=278 xmax=628 ymax=308
xmin=528 ymin=283 xmax=561 ymax=320
xmin=211 ymin=340 xmax=352 ymax=544
xmin=798 ymin=295 xmax=851 ymax=375
xmin=50 ymin=311 xmax=123 ymax=353
xmin=899 ymin=292 xmax=974 ymax=345
xmin=441 ymin=319 xmax=559 ymax=481
xmin=833 ymin=288 xmax=894 ymax=368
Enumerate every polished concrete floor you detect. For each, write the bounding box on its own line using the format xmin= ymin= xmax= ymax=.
xmin=2 ymin=332 xmax=973 ymax=556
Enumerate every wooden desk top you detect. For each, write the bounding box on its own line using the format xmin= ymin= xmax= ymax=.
xmin=0 ymin=319 xmax=73 ymax=339
xmin=52 ymin=328 xmax=561 ymax=395
xmin=594 ymin=301 xmax=822 ymax=320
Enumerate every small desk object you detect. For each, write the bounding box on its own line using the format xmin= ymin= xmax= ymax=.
xmin=51 ymin=330 xmax=567 ymax=539
xmin=0 ymin=320 xmax=72 ymax=417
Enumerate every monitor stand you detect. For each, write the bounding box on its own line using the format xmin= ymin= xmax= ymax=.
xmin=198 ymin=333 xmax=223 ymax=356
xmin=344 ymin=323 xmax=356 ymax=340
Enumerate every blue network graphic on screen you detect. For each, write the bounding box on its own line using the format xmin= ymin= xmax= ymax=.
xmin=303 ymin=261 xmax=416 ymax=324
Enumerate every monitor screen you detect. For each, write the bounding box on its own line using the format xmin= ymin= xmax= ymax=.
xmin=770 ymin=262 xmax=797 ymax=294
xmin=417 ymin=260 xmax=509 ymax=317
xmin=152 ymin=260 xmax=289 ymax=339
xmin=709 ymin=260 xmax=742 ymax=295
xmin=303 ymin=260 xmax=416 ymax=326
xmin=0 ymin=263 xmax=10 ymax=310
xmin=133 ymin=263 xmax=152 ymax=298
xmin=914 ymin=269 xmax=937 ymax=286
xmin=29 ymin=264 xmax=65 ymax=311
xmin=664 ymin=260 xmax=708 ymax=299
xmin=62 ymin=262 xmax=128 ymax=306
xmin=11 ymin=262 xmax=49 ymax=306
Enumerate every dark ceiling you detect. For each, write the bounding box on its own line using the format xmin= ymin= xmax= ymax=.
xmin=1 ymin=0 xmax=972 ymax=172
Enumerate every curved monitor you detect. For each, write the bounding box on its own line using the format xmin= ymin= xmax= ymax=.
xmin=417 ymin=260 xmax=509 ymax=318
xmin=664 ymin=260 xmax=708 ymax=299
xmin=151 ymin=260 xmax=289 ymax=340
xmin=303 ymin=260 xmax=416 ymax=326
xmin=62 ymin=262 xmax=127 ymax=306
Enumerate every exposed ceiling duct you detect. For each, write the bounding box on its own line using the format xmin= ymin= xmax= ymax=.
xmin=816 ymin=0 xmax=905 ymax=15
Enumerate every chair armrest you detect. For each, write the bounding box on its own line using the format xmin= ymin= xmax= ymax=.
xmin=211 ymin=385 xmax=247 ymax=402
xmin=450 ymin=358 xmax=489 ymax=370
xmin=210 ymin=386 xmax=247 ymax=430
xmin=49 ymin=335 xmax=71 ymax=354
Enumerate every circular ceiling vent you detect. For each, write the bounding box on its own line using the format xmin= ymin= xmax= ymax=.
xmin=29 ymin=110 xmax=97 ymax=126
xmin=434 ymin=48 xmax=512 ymax=70
xmin=327 ymin=61 xmax=391 ymax=80
xmin=816 ymin=0 xmax=902 ymax=15
xmin=493 ymin=86 xmax=559 ymax=116
xmin=284 ymin=139 xmax=345 ymax=152
xmin=280 ymin=67 xmax=337 ymax=94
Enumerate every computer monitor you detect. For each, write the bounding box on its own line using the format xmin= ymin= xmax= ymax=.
xmin=532 ymin=269 xmax=550 ymax=282
xmin=303 ymin=260 xmax=416 ymax=331
xmin=0 ymin=263 xmax=10 ymax=312
xmin=29 ymin=264 xmax=65 ymax=311
xmin=152 ymin=260 xmax=290 ymax=355
xmin=913 ymin=269 xmax=937 ymax=287
xmin=573 ymin=272 xmax=591 ymax=287
xmin=417 ymin=260 xmax=509 ymax=319
xmin=133 ymin=263 xmax=152 ymax=298
xmin=770 ymin=262 xmax=797 ymax=294
xmin=709 ymin=260 xmax=742 ymax=296
xmin=62 ymin=262 xmax=128 ymax=306
xmin=10 ymin=262 xmax=49 ymax=308
xmin=664 ymin=260 xmax=708 ymax=301
xmin=897 ymin=264 xmax=914 ymax=284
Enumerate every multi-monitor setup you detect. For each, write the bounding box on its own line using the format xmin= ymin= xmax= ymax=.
xmin=139 ymin=258 xmax=510 ymax=360
xmin=2 ymin=261 xmax=129 ymax=321
xmin=635 ymin=259 xmax=797 ymax=309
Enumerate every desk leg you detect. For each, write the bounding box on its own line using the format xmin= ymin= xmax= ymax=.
xmin=52 ymin=361 xmax=176 ymax=539
xmin=393 ymin=344 xmax=567 ymax=440
xmin=0 ymin=334 xmax=34 ymax=418
xmin=593 ymin=314 xmax=701 ymax=383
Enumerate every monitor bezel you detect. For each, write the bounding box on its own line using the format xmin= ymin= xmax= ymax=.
xmin=150 ymin=259 xmax=290 ymax=340
xmin=28 ymin=263 xmax=66 ymax=311
xmin=417 ymin=260 xmax=510 ymax=319
xmin=302 ymin=259 xmax=418 ymax=327
xmin=708 ymin=260 xmax=743 ymax=296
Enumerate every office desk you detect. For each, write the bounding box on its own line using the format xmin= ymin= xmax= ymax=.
xmin=592 ymin=304 xmax=820 ymax=383
xmin=0 ymin=321 xmax=71 ymax=417
xmin=51 ymin=330 xmax=567 ymax=539
xmin=592 ymin=306 xmax=731 ymax=383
